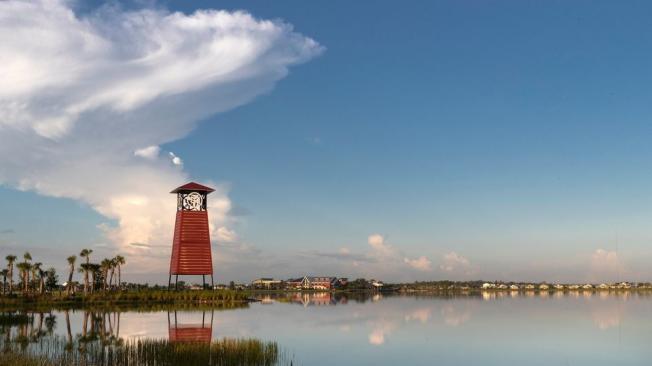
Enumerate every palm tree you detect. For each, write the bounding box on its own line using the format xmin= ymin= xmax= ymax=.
xmin=66 ymin=256 xmax=76 ymax=294
xmin=114 ymin=255 xmax=125 ymax=290
xmin=1 ymin=269 xmax=7 ymax=295
xmin=89 ymin=264 xmax=100 ymax=293
xmin=100 ymin=259 xmax=112 ymax=291
xmin=108 ymin=258 xmax=117 ymax=290
xmin=5 ymin=255 xmax=16 ymax=294
xmin=16 ymin=262 xmax=30 ymax=294
xmin=78 ymin=264 xmax=90 ymax=294
xmin=32 ymin=262 xmax=44 ymax=295
xmin=79 ymin=249 xmax=92 ymax=294
xmin=20 ymin=252 xmax=32 ymax=294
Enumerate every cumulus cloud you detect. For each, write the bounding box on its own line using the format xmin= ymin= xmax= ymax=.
xmin=0 ymin=0 xmax=322 ymax=273
xmin=215 ymin=226 xmax=237 ymax=243
xmin=134 ymin=146 xmax=161 ymax=160
xmin=590 ymin=249 xmax=625 ymax=282
xmin=403 ymin=256 xmax=432 ymax=271
xmin=439 ymin=252 xmax=471 ymax=273
xmin=368 ymin=234 xmax=396 ymax=257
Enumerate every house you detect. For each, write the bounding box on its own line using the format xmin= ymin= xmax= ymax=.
xmin=568 ymin=284 xmax=580 ymax=290
xmin=617 ymin=282 xmax=631 ymax=289
xmin=252 ymin=278 xmax=283 ymax=289
xmin=371 ymin=280 xmax=384 ymax=289
xmin=553 ymin=284 xmax=564 ymax=290
xmin=582 ymin=284 xmax=593 ymax=290
xmin=285 ymin=278 xmax=303 ymax=289
xmin=539 ymin=284 xmax=550 ymax=290
xmin=524 ymin=284 xmax=536 ymax=290
xmin=482 ymin=283 xmax=496 ymax=289
xmin=497 ymin=284 xmax=509 ymax=290
xmin=286 ymin=276 xmax=339 ymax=290
xmin=597 ymin=283 xmax=609 ymax=290
xmin=510 ymin=284 xmax=520 ymax=290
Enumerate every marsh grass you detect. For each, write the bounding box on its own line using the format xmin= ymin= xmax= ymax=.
xmin=1 ymin=335 xmax=289 ymax=366
xmin=0 ymin=290 xmax=250 ymax=308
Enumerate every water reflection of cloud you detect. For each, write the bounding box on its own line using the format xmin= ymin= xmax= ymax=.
xmin=590 ymin=299 xmax=624 ymax=331
xmin=441 ymin=304 xmax=472 ymax=327
xmin=368 ymin=329 xmax=385 ymax=345
xmin=404 ymin=308 xmax=432 ymax=324
xmin=368 ymin=321 xmax=395 ymax=346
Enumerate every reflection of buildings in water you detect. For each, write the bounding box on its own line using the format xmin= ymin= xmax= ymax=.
xmin=481 ymin=291 xmax=495 ymax=301
xmin=260 ymin=295 xmax=275 ymax=304
xmin=168 ymin=311 xmax=213 ymax=343
xmin=290 ymin=292 xmax=346 ymax=307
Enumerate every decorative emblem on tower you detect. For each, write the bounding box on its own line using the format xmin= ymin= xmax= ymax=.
xmin=169 ymin=182 xmax=215 ymax=289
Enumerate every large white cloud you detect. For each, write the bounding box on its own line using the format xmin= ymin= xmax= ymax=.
xmin=0 ymin=0 xmax=322 ymax=273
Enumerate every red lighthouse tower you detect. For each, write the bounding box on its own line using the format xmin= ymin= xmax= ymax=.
xmin=169 ymin=182 xmax=215 ymax=289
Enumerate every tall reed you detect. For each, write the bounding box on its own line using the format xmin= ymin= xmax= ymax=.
xmin=1 ymin=335 xmax=289 ymax=366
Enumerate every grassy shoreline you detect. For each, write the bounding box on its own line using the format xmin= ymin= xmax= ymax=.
xmin=0 ymin=290 xmax=251 ymax=307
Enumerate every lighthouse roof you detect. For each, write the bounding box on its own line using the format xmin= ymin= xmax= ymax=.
xmin=171 ymin=182 xmax=215 ymax=194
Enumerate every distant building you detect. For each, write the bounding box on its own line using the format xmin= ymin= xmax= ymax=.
xmin=539 ymin=284 xmax=550 ymax=290
xmin=582 ymin=284 xmax=593 ymax=290
xmin=597 ymin=283 xmax=609 ymax=290
xmin=286 ymin=276 xmax=341 ymax=290
xmin=482 ymin=283 xmax=496 ymax=289
xmin=510 ymin=284 xmax=520 ymax=290
xmin=252 ymin=278 xmax=283 ymax=289
xmin=371 ymin=280 xmax=384 ymax=289
xmin=553 ymin=284 xmax=564 ymax=290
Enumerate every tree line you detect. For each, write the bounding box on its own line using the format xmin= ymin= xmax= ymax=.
xmin=1 ymin=249 xmax=126 ymax=296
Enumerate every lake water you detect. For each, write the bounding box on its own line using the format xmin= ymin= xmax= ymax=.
xmin=3 ymin=292 xmax=651 ymax=365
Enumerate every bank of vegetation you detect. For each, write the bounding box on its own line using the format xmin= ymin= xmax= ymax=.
xmin=393 ymin=280 xmax=652 ymax=294
xmin=0 ymin=250 xmax=252 ymax=307
xmin=0 ymin=336 xmax=286 ymax=366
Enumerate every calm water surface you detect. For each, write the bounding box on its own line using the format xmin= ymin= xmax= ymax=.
xmin=4 ymin=292 xmax=651 ymax=365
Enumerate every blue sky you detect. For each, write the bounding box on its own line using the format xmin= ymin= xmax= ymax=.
xmin=1 ymin=0 xmax=652 ymax=283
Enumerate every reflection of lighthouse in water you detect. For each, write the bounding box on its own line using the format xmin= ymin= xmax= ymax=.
xmin=167 ymin=310 xmax=214 ymax=343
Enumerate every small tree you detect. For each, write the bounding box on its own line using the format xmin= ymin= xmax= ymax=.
xmin=45 ymin=268 xmax=58 ymax=292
